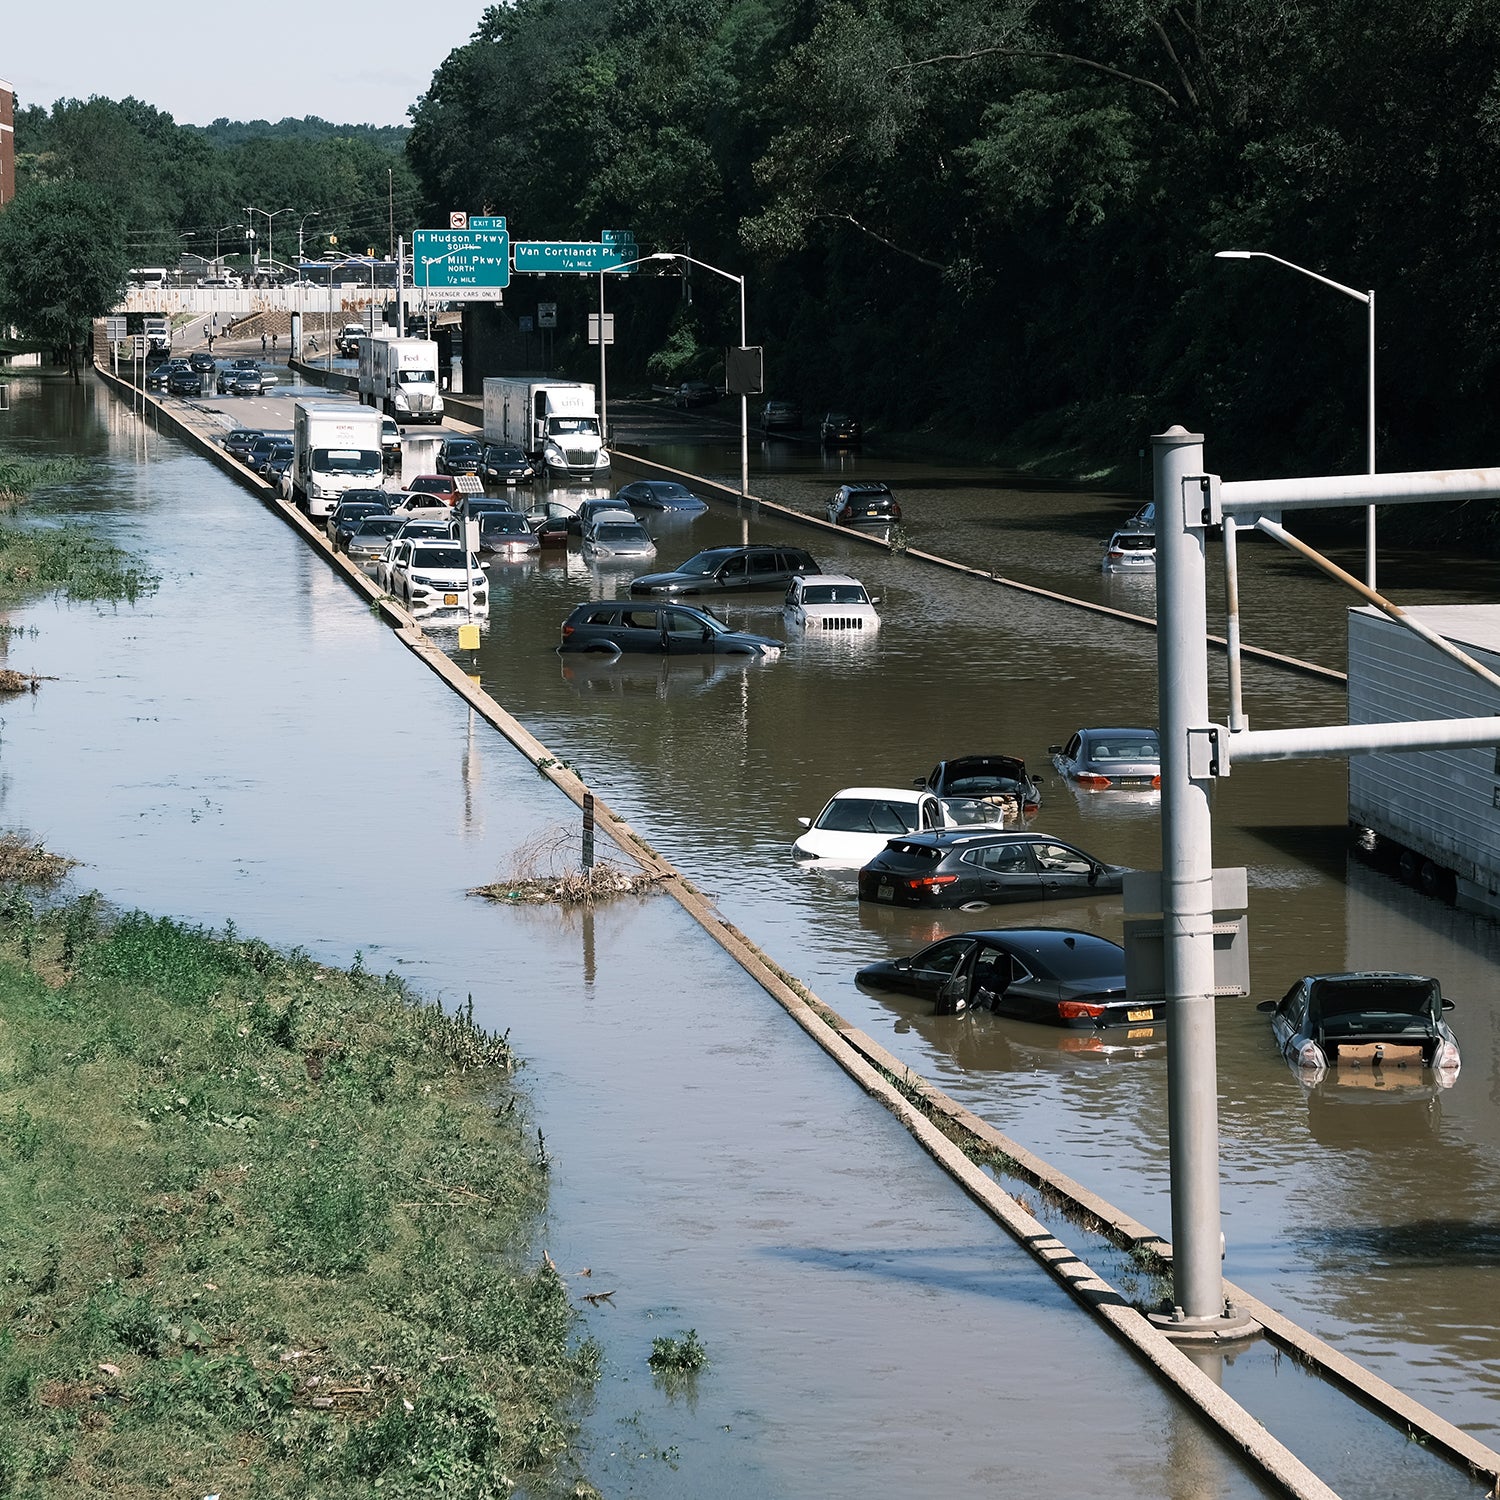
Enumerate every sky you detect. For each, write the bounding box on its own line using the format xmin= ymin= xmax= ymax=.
xmin=4 ymin=3 xmax=486 ymax=126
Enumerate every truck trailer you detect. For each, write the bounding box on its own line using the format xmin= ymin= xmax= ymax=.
xmin=482 ymin=377 xmax=608 ymax=481
xmin=358 ymin=337 xmax=445 ymax=424
xmin=291 ymin=401 xmax=384 ymax=517
xmin=1348 ymin=603 xmax=1500 ymax=916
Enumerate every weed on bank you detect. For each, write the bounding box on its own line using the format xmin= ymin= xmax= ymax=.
xmin=0 ymin=892 xmax=598 ymax=1498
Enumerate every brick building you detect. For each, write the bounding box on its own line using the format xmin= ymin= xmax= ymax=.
xmin=0 ymin=78 xmax=13 ymax=206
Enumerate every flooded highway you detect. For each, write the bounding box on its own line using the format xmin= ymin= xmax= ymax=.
xmin=4 ymin=369 xmax=1500 ymax=1493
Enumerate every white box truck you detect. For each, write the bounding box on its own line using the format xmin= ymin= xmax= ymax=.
xmin=483 ymin=377 xmax=608 ymax=481
xmin=291 ymin=402 xmax=383 ymax=517
xmin=358 ymin=337 xmax=444 ymax=424
xmin=1348 ymin=603 xmax=1500 ymax=916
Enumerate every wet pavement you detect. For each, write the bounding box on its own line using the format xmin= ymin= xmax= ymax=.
xmin=5 ymin=366 xmax=1500 ymax=1493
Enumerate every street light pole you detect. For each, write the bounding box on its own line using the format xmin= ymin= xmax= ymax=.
xmin=1214 ymin=249 xmax=1377 ymax=588
xmin=297 ymin=211 xmax=321 ymax=267
xmin=245 ymin=205 xmax=293 ymax=275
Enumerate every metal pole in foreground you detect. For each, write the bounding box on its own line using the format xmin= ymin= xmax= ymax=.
xmin=1151 ymin=426 xmax=1254 ymax=1340
xmin=738 ymin=276 xmax=749 ymax=500
xmin=1366 ymin=287 xmax=1377 ymax=592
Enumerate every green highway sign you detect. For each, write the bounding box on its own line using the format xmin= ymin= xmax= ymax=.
xmin=469 ymin=216 xmax=507 ymax=231
xmin=412 ymin=227 xmax=511 ymax=290
xmin=513 ymin=241 xmax=638 ymax=274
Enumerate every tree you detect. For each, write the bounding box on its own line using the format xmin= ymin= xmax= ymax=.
xmin=0 ymin=182 xmax=131 ymax=379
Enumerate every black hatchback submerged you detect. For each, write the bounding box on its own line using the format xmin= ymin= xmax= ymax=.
xmin=559 ymin=601 xmax=782 ymax=657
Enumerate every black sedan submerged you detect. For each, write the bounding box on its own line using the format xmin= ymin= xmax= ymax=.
xmin=857 ymin=929 xmax=1155 ymax=1029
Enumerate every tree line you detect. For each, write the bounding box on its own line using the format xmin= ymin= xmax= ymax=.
xmin=408 ymin=0 xmax=1500 ymax=496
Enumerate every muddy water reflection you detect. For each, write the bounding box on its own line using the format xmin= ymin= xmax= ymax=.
xmin=0 ymin=375 xmax=1285 ymax=1497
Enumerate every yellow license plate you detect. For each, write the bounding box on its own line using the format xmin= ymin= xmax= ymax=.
xmin=1127 ymin=1008 xmax=1154 ymax=1022
xmin=443 ymin=593 xmax=459 ymax=606
xmin=1128 ymin=1027 xmax=1155 ymax=1040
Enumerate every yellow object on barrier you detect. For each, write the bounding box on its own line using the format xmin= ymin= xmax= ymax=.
xmin=457 ymin=623 xmax=481 ymax=652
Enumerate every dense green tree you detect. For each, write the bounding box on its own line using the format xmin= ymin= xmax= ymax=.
xmin=0 ymin=181 xmax=131 ymax=379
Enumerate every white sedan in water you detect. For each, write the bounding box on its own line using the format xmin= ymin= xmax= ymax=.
xmin=783 ymin=574 xmax=881 ymax=634
xmin=792 ymin=786 xmax=945 ymax=866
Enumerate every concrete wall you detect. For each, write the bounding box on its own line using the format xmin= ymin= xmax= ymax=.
xmin=118 ymin=288 xmax=387 ymax=318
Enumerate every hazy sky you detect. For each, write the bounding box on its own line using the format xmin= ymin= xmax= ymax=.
xmin=5 ymin=4 xmax=485 ymax=126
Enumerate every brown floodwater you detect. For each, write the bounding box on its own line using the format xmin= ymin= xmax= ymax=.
xmin=2 ymin=371 xmax=1498 ymax=1495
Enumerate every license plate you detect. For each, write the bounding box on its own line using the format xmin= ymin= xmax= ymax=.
xmin=1127 ymin=1008 xmax=1154 ymax=1022
xmin=1117 ymin=777 xmax=1153 ymax=787
xmin=443 ymin=593 xmax=459 ymax=606
xmin=877 ymin=882 xmax=894 ymax=901
xmin=1128 ymin=1027 xmax=1155 ymax=1040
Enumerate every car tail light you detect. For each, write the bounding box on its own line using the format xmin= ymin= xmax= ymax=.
xmin=903 ymin=874 xmax=958 ymax=889
xmin=1075 ymin=773 xmax=1112 ymax=789
xmin=1296 ymin=1040 xmax=1327 ymax=1070
xmin=561 ymin=624 xmax=574 ymax=638
xmin=1151 ymin=774 xmax=1162 ymax=788
xmin=891 ymin=505 xmax=902 ymax=520
xmin=1058 ymin=1000 xmax=1105 ymax=1020
xmin=1435 ymin=1040 xmax=1461 ymax=1071
xmin=840 ymin=506 xmax=854 ymax=520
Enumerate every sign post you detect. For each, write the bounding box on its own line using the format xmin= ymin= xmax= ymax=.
xmin=412 ymin=225 xmax=511 ymax=318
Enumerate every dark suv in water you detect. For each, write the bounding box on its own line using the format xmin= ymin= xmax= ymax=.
xmin=559 ymin=601 xmax=782 ymax=657
xmin=630 ymin=544 xmax=820 ymax=596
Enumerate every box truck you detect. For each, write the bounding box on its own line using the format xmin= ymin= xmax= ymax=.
xmin=358 ymin=337 xmax=444 ymax=424
xmin=291 ymin=402 xmax=383 ymax=517
xmin=1348 ymin=603 xmax=1500 ymax=916
xmin=483 ymin=377 xmax=609 ymax=481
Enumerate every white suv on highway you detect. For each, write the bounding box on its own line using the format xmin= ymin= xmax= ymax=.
xmin=384 ymin=541 xmax=488 ymax=617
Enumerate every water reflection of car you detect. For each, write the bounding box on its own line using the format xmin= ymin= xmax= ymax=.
xmin=1051 ymin=728 xmax=1161 ymax=791
xmin=820 ymin=412 xmax=862 ymax=446
xmin=558 ymin=600 xmax=782 ymax=658
xmin=857 ymin=929 xmax=1154 ymax=1029
xmin=859 ymin=831 xmax=1128 ymax=910
xmin=827 ymin=482 xmax=900 ymax=527
xmin=783 ymin=574 xmax=880 ymax=634
xmin=918 ymin=755 xmax=1042 ymax=820
xmin=631 ymin=544 xmax=820 ymax=597
xmin=1257 ymin=972 xmax=1460 ymax=1080
xmin=614 ymin=480 xmax=709 ymax=514
xmin=1301 ymin=1077 xmax=1445 ymax=1146
xmin=560 ymin=653 xmax=748 ymax=699
xmin=1102 ymin=529 xmax=1156 ymax=573
xmin=792 ymin=787 xmax=945 ymax=866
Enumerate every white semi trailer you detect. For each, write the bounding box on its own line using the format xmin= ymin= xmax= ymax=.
xmin=291 ymin=401 xmax=383 ymax=517
xmin=358 ymin=337 xmax=445 ymax=424
xmin=1348 ymin=603 xmax=1500 ymax=917
xmin=483 ymin=377 xmax=608 ymax=481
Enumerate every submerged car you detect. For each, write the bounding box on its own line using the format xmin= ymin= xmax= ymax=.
xmin=344 ymin=515 xmax=406 ymax=561
xmin=783 ymin=574 xmax=880 ymax=634
xmin=792 ymin=787 xmax=946 ymax=866
xmin=474 ymin=509 xmax=539 ymax=557
xmin=558 ymin=601 xmax=781 ymax=657
xmin=614 ymin=480 xmax=709 ymax=514
xmin=918 ymin=755 xmax=1042 ymax=822
xmin=582 ymin=514 xmax=656 ymax=561
xmin=436 ymin=438 xmax=484 ymax=476
xmin=228 ymin=369 xmax=265 ymax=397
xmin=326 ymin=495 xmax=391 ymax=545
xmin=384 ymin=542 xmax=489 ymax=614
xmin=1102 ymin=529 xmax=1156 ymax=572
xmin=761 ymin=399 xmax=803 ymax=432
xmin=222 ymin=429 xmax=264 ymax=463
xmin=672 ymin=380 xmax=719 ymax=408
xmin=1258 ymin=972 xmax=1460 ymax=1078
xmin=827 ymin=482 xmax=900 ymax=527
xmin=857 ymin=929 xmax=1151 ymax=1029
xmin=858 ymin=831 xmax=1128 ymax=910
xmin=820 ymin=412 xmax=862 ymax=446
xmin=407 ymin=474 xmax=461 ymax=504
xmin=631 ymin=545 xmax=819 ymax=596
xmin=1051 ymin=728 xmax=1161 ymax=791
xmin=477 ymin=442 xmax=534 ymax=485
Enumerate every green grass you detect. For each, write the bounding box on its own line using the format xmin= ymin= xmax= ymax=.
xmin=0 ymin=892 xmax=598 ymax=1498
xmin=0 ymin=453 xmax=91 ymax=504
xmin=0 ymin=523 xmax=157 ymax=604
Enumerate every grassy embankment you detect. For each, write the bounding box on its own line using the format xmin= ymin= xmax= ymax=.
xmin=0 ymin=887 xmax=599 ymax=1498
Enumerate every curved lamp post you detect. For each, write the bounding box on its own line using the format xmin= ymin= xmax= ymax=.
xmin=244 ymin=205 xmax=292 ymax=275
xmin=1215 ymin=250 xmax=1376 ymax=588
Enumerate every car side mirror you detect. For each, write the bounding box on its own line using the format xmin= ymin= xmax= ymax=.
xmin=912 ymin=776 xmax=926 ymax=787
xmin=1048 ymin=745 xmax=1062 ymax=755
xmin=701 ymin=625 xmax=713 ymax=642
xmin=797 ymin=816 xmax=811 ymax=829
xmin=1255 ymin=1000 xmax=1276 ymax=1012
xmin=1442 ymin=998 xmax=1455 ymax=1011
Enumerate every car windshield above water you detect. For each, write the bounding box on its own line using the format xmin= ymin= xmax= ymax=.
xmin=675 ymin=550 xmax=730 ymax=578
xmin=444 ymin=441 xmax=481 ymax=458
xmin=1090 ymin=734 xmax=1160 ymax=761
xmin=801 ymin=583 xmax=870 ymax=605
xmin=356 ymin=518 xmax=404 ymax=536
xmin=1109 ymin=532 xmax=1155 ymax=551
xmin=412 ymin=547 xmax=467 ymax=570
xmin=814 ymin=797 xmax=922 ymax=834
xmin=482 ymin=514 xmax=529 ymax=535
xmin=593 ymin=523 xmax=648 ymax=542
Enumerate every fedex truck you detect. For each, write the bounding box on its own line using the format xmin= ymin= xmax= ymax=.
xmin=291 ymin=402 xmax=383 ymax=517
xmin=482 ymin=377 xmax=609 ymax=481
xmin=358 ymin=337 xmax=444 ymax=424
